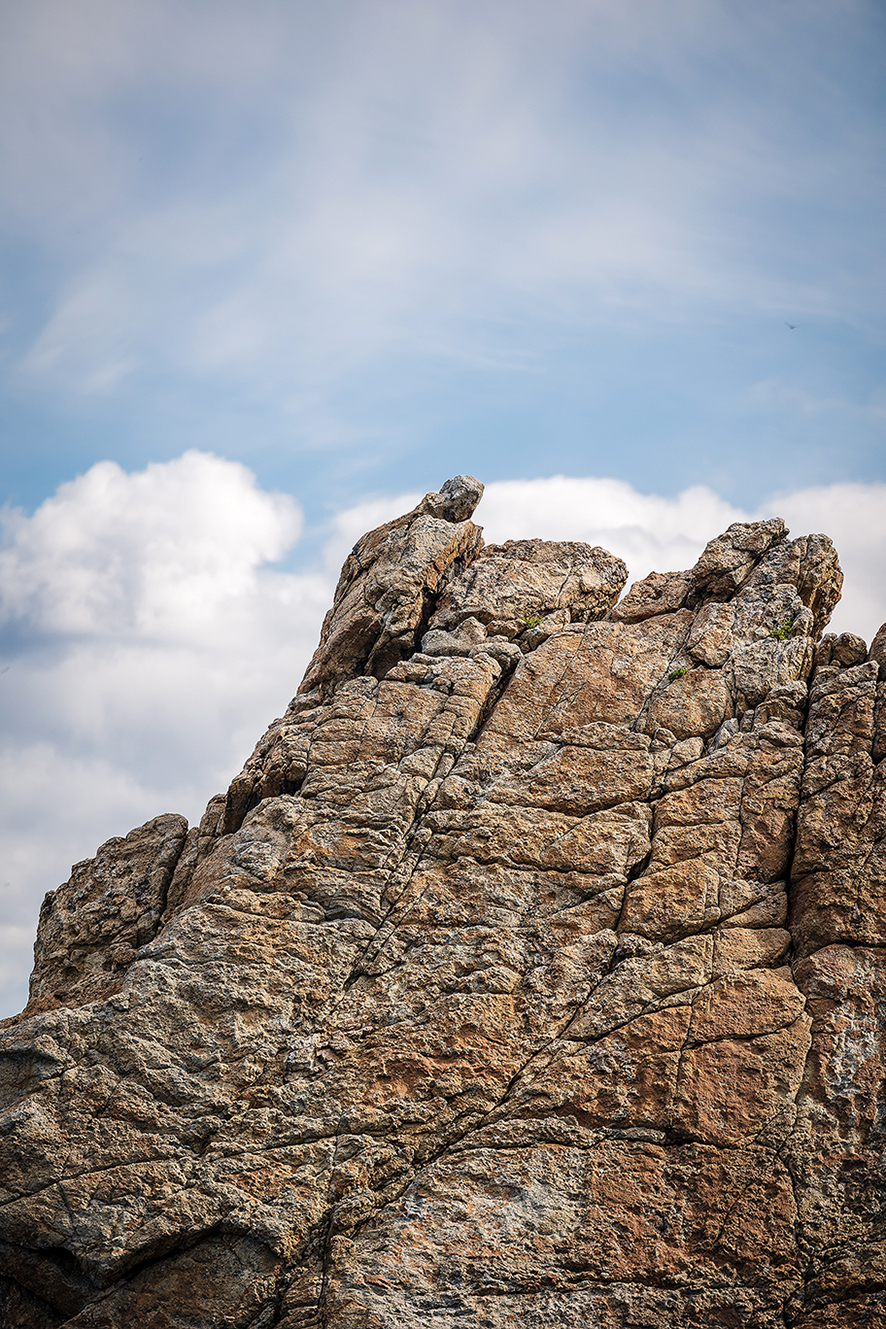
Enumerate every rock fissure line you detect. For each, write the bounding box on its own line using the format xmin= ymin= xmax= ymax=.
xmin=1 ymin=480 xmax=883 ymax=1328
xmin=320 ymin=956 xmax=630 ymax=1258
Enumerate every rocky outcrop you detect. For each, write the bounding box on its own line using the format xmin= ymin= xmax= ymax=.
xmin=1 ymin=477 xmax=884 ymax=1328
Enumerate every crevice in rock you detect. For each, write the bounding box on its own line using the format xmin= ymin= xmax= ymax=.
xmin=0 ymin=1271 xmax=67 ymax=1327
xmin=466 ymin=654 xmax=521 ymax=746
xmin=0 ymin=495 xmax=874 ymax=1327
xmin=240 ymin=774 xmax=305 ymax=826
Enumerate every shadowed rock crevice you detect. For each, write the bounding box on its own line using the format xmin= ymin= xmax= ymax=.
xmin=1 ymin=477 xmax=884 ymax=1329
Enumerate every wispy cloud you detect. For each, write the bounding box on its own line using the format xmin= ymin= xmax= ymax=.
xmin=3 ymin=0 xmax=884 ymax=410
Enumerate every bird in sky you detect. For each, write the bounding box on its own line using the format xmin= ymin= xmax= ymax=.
xmin=786 ymin=322 xmax=796 ymax=329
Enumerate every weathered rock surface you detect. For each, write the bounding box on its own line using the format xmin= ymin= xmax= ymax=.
xmin=1 ymin=477 xmax=884 ymax=1328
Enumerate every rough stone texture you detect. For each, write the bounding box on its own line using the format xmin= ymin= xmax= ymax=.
xmin=297 ymin=474 xmax=486 ymax=698
xmin=1 ymin=484 xmax=884 ymax=1328
xmin=23 ymin=815 xmax=189 ymax=1018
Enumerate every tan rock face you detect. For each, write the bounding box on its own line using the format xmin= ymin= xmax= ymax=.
xmin=1 ymin=482 xmax=883 ymax=1329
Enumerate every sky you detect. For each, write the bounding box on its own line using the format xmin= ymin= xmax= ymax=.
xmin=1 ymin=0 xmax=885 ymax=1016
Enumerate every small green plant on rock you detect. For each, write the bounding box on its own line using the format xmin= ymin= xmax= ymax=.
xmin=769 ymin=621 xmax=793 ymax=641
xmin=519 ymin=614 xmax=543 ymax=630
xmin=668 ymin=666 xmax=688 ymax=681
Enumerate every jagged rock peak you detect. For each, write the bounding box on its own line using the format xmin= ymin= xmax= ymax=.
xmin=419 ymin=472 xmax=484 ymax=521
xmin=2 ymin=483 xmax=885 ymax=1329
xmin=297 ymin=473 xmax=627 ymax=699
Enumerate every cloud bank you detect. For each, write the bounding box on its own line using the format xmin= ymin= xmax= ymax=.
xmin=1 ymin=454 xmax=884 ymax=1016
xmin=0 ymin=453 xmax=331 ymax=1015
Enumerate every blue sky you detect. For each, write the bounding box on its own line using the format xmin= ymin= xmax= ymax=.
xmin=1 ymin=0 xmax=885 ymax=1015
xmin=2 ymin=0 xmax=884 ymax=517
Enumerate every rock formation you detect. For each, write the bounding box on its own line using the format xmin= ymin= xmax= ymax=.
xmin=1 ymin=476 xmax=884 ymax=1328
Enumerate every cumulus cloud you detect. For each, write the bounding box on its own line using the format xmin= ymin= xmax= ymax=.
xmin=1 ymin=457 xmax=884 ymax=1017
xmin=0 ymin=452 xmax=333 ymax=1016
xmin=0 ymin=450 xmax=302 ymax=636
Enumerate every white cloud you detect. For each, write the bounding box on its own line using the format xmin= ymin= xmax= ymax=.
xmin=0 ymin=450 xmax=303 ymax=636
xmin=0 ymin=452 xmax=333 ymax=1016
xmin=1 ymin=458 xmax=884 ymax=1019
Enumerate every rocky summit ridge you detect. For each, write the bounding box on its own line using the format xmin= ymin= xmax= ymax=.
xmin=1 ymin=475 xmax=885 ymax=1328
